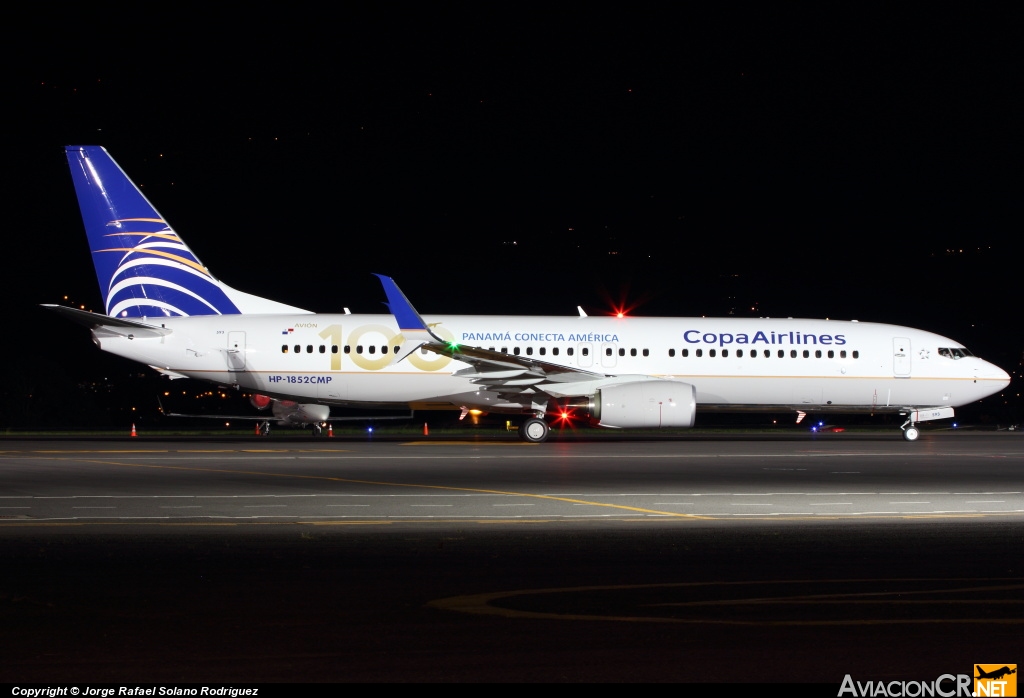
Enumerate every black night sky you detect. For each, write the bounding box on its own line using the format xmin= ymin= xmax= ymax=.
xmin=7 ymin=7 xmax=1021 ymax=425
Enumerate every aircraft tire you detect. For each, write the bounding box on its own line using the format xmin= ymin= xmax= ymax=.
xmin=903 ymin=426 xmax=920 ymax=442
xmin=519 ymin=418 xmax=550 ymax=443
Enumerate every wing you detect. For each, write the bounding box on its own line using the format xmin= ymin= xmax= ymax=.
xmin=375 ymin=275 xmax=609 ymax=406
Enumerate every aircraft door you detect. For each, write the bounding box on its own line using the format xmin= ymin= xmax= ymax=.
xmin=893 ymin=337 xmax=911 ymax=377
xmin=227 ymin=331 xmax=246 ymax=371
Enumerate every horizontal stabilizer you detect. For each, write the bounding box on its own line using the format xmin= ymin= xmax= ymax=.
xmin=41 ymin=304 xmax=172 ymax=337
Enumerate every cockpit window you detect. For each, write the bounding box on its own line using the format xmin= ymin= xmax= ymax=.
xmin=938 ymin=347 xmax=974 ymax=359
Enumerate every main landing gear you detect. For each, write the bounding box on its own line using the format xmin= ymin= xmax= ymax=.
xmin=519 ymin=418 xmax=550 ymax=443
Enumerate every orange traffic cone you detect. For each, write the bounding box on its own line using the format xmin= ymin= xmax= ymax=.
xmin=328 ymin=423 xmax=333 ymax=437
xmin=255 ymin=423 xmax=261 ymax=436
xmin=423 ymin=422 xmax=429 ymax=436
xmin=130 ymin=423 xmax=137 ymax=437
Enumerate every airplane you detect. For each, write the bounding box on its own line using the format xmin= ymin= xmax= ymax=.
xmin=47 ymin=146 xmax=1011 ymax=443
xmin=976 ymin=666 xmax=1016 ymax=681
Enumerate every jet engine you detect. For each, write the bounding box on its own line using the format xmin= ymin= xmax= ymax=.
xmin=590 ymin=380 xmax=697 ymax=429
xmin=249 ymin=394 xmax=273 ymax=410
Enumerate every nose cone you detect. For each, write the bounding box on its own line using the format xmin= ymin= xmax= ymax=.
xmin=981 ymin=361 xmax=1011 ymax=390
xmin=994 ymin=362 xmax=1010 ymax=384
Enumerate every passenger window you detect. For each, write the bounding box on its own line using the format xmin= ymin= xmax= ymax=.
xmin=709 ymin=349 xmax=717 ymax=358
xmin=294 ymin=345 xmax=300 ymax=354
xmin=567 ymin=348 xmax=574 ymax=356
xmin=514 ymin=347 xmax=521 ymax=356
xmin=815 ymin=350 xmax=822 ymax=358
xmin=282 ymin=345 xmax=288 ymax=353
xmin=827 ymin=350 xmax=834 ymax=358
xmin=840 ymin=350 xmax=847 ymax=359
xmin=356 ymin=345 xmax=363 ymax=354
xmin=642 ymin=349 xmax=649 ymax=357
xmin=344 ymin=345 xmax=351 ymax=354
xmin=682 ymin=348 xmax=689 ymax=357
xmin=722 ymin=349 xmax=729 ymax=358
xmin=319 ymin=345 xmax=326 ymax=354
xmin=369 ymin=345 xmax=376 ymax=354
xmin=669 ymin=348 xmax=676 ymax=357
xmin=853 ymin=351 xmax=859 ymax=359
xmin=737 ymin=349 xmax=744 ymax=358
xmin=331 ymin=345 xmax=338 ymax=354
xmin=802 ymin=350 xmax=809 ymax=358
xmin=539 ymin=347 xmax=546 ymax=356
xmin=630 ymin=348 xmax=637 ymax=357
xmin=581 ymin=347 xmax=589 ymax=356
xmin=790 ymin=350 xmax=796 ymax=358
xmin=527 ymin=347 xmax=534 ymax=356
xmin=764 ymin=350 xmax=770 ymax=358
xmin=553 ymin=347 xmax=560 ymax=356
xmin=618 ymin=348 xmax=625 ymax=356
xmin=606 ymin=348 xmax=613 ymax=357
xmin=696 ymin=349 xmax=703 ymax=357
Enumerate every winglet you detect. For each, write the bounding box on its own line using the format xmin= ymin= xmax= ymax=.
xmin=374 ymin=274 xmax=431 ymax=333
xmin=374 ymin=274 xmax=443 ymax=364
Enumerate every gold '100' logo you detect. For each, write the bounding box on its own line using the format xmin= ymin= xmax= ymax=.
xmin=317 ymin=324 xmax=453 ymax=372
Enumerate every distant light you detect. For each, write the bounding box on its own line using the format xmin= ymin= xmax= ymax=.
xmin=616 ymin=312 xmax=624 ymax=318
xmin=952 ymin=422 xmax=958 ymax=428
xmin=367 ymin=427 xmax=373 ymax=433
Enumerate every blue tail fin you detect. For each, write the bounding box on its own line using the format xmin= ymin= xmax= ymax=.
xmin=66 ymin=146 xmax=307 ymax=318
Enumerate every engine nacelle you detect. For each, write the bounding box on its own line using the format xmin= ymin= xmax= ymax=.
xmin=592 ymin=380 xmax=696 ymax=429
xmin=273 ymin=401 xmax=330 ymax=425
xmin=249 ymin=394 xmax=273 ymax=410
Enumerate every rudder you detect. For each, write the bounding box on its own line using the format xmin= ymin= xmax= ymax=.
xmin=65 ymin=146 xmax=308 ymax=318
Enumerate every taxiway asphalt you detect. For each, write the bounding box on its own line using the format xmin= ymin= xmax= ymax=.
xmin=1 ymin=433 xmax=1021 ymax=682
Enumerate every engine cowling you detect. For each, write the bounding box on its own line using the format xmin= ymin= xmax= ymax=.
xmin=592 ymin=380 xmax=696 ymax=429
xmin=249 ymin=394 xmax=273 ymax=410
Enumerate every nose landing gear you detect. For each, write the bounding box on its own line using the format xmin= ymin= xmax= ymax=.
xmin=902 ymin=425 xmax=920 ymax=441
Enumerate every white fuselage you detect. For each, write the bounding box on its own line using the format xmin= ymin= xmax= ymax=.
xmin=91 ymin=313 xmax=1010 ymax=415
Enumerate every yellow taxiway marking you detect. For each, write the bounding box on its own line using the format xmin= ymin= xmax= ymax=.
xmin=428 ymin=579 xmax=1024 ymax=625
xmin=32 ymin=449 xmax=170 ymax=454
xmin=38 ymin=456 xmax=711 ymax=520
xmin=16 ymin=448 xmax=351 ymax=455
xmin=401 ymin=441 xmax=535 ymax=446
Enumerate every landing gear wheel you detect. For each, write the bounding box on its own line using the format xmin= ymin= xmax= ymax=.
xmin=519 ymin=418 xmax=550 ymax=443
xmin=903 ymin=426 xmax=920 ymax=442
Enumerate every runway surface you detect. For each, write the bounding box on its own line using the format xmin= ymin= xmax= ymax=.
xmin=1 ymin=433 xmax=1021 ymax=682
